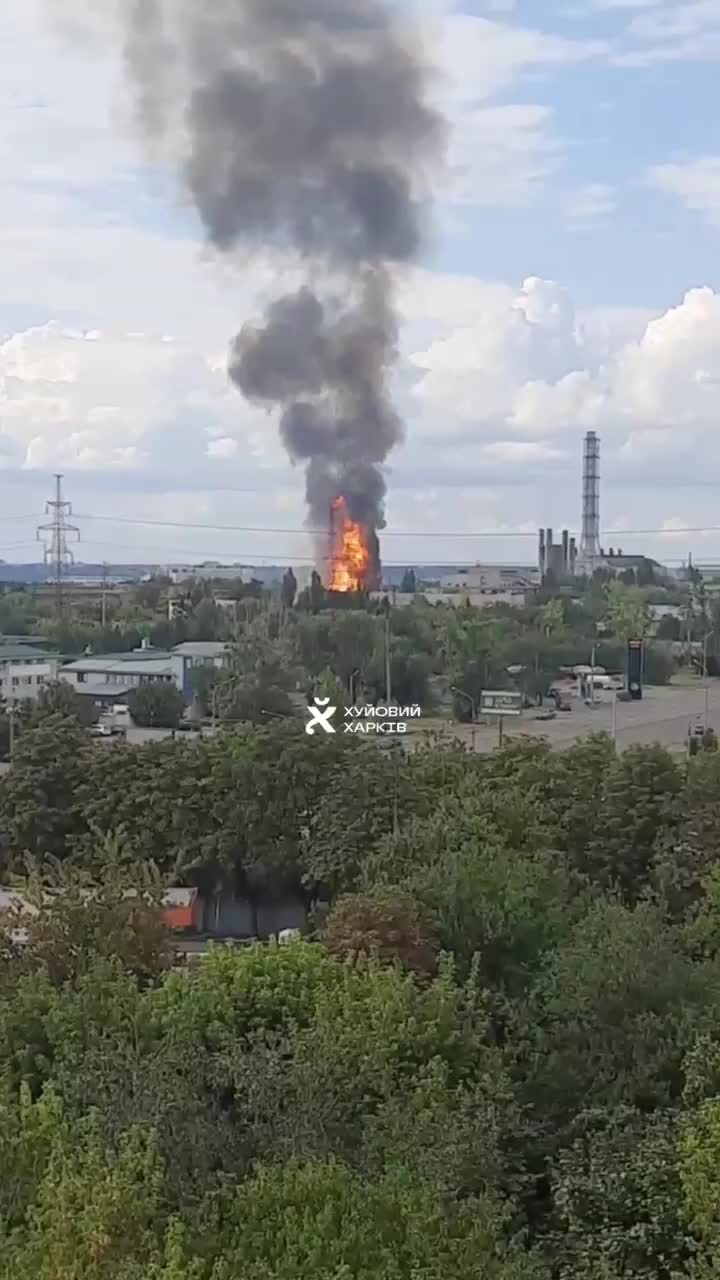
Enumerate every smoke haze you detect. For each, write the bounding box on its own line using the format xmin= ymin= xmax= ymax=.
xmin=54 ymin=0 xmax=441 ymax=534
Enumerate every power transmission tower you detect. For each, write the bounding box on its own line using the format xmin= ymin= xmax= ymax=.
xmin=37 ymin=474 xmax=80 ymax=617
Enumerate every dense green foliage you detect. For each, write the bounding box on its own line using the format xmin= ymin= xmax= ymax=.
xmin=5 ymin=713 xmax=720 ymax=1272
xmin=126 ymin=684 xmax=186 ymax=729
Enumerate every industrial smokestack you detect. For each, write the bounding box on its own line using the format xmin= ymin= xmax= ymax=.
xmin=538 ymin=528 xmax=546 ymax=575
xmin=561 ymin=528 xmax=569 ymax=574
xmin=53 ymin=0 xmax=442 ymax=545
xmin=580 ymin=431 xmax=601 ymax=570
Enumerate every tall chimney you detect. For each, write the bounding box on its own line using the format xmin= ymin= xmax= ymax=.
xmin=538 ymin=528 xmax=546 ymax=575
xmin=580 ymin=431 xmax=601 ymax=571
xmin=562 ymin=529 xmax=569 ymax=574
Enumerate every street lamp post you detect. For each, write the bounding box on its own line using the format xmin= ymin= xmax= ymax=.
xmin=704 ymin=631 xmax=715 ymax=726
xmin=211 ymin=684 xmax=220 ymax=735
xmin=450 ymin=686 xmax=476 ymax=752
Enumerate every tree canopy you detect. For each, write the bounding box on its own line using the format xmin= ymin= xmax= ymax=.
xmin=2 ymin=712 xmax=720 ymax=1274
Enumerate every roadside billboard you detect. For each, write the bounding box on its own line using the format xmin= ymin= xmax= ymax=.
xmin=480 ymin=690 xmax=523 ymax=717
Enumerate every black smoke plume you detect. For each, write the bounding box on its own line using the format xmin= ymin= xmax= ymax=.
xmin=71 ymin=0 xmax=441 ymax=538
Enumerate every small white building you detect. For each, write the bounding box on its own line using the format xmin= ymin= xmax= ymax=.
xmin=0 ymin=643 xmax=60 ymax=703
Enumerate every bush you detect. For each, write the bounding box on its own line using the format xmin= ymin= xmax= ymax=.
xmin=127 ymin=684 xmax=185 ymax=729
xmin=320 ymin=889 xmax=437 ymax=977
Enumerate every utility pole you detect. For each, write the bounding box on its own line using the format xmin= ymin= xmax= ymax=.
xmin=384 ymin=600 xmax=392 ymax=706
xmin=101 ymin=562 xmax=108 ymax=629
xmin=392 ymin=743 xmax=400 ymax=836
xmin=686 ymin=554 xmax=695 ymax=669
xmin=450 ymin=686 xmax=476 ymax=752
xmin=37 ymin=474 xmax=79 ymax=619
xmin=703 ymin=630 xmax=715 ymax=680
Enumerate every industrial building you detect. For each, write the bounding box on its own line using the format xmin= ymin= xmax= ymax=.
xmin=58 ymin=641 xmax=228 ymax=707
xmin=439 ymin=564 xmax=540 ymax=594
xmin=376 ymin=561 xmax=539 ymax=608
xmin=538 ymin=430 xmax=666 ymax=582
xmin=167 ymin=563 xmax=258 ymax=585
xmin=538 ymin=529 xmax=577 ymax=578
xmin=380 ymin=590 xmax=531 ymax=610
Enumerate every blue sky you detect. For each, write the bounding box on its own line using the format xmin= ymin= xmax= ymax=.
xmin=2 ymin=0 xmax=720 ymax=568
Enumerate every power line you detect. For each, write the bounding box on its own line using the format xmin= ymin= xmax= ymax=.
xmin=68 ymin=512 xmax=720 ymax=540
xmin=9 ymin=503 xmax=720 ymax=547
xmin=74 ymin=513 xmax=534 ymax=538
xmin=30 ymin=538 xmax=717 ymax=568
xmin=75 ymin=538 xmax=512 ymax=566
xmin=0 ymin=529 xmax=711 ymax=567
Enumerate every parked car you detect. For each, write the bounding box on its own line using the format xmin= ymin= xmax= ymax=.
xmin=90 ymin=723 xmax=125 ymax=739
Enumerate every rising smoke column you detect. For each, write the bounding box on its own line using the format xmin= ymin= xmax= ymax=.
xmin=114 ymin=0 xmax=441 ymax=540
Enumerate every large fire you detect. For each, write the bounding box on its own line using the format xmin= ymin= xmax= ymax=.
xmin=329 ymin=496 xmax=373 ymax=593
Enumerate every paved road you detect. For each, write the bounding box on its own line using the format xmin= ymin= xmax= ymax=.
xmin=430 ymin=681 xmax=720 ymax=755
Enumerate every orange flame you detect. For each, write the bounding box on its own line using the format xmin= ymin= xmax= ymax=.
xmin=329 ymin=496 xmax=371 ymax=592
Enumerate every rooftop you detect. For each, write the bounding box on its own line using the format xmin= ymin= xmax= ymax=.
xmin=0 ymin=644 xmax=60 ymax=663
xmin=172 ymin=642 xmax=228 ymax=657
xmin=71 ymin=680 xmax=136 ymax=699
xmin=62 ymin=652 xmax=177 ymax=673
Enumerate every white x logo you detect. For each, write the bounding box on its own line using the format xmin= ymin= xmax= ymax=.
xmin=305 ymin=697 xmax=337 ymax=735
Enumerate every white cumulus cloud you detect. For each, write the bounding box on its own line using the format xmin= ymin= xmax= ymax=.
xmin=649 ymin=155 xmax=720 ymax=226
xmin=407 ymin=278 xmax=720 ymax=478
